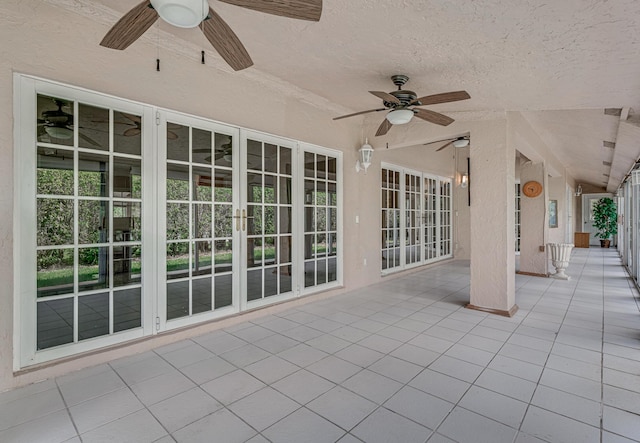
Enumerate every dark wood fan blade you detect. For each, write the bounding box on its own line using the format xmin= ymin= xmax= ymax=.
xmin=410 ymin=90 xmax=470 ymax=106
xmin=218 ymin=0 xmax=322 ymax=21
xmin=369 ymin=91 xmax=401 ymax=105
xmin=333 ymin=108 xmax=386 ymax=121
xmin=201 ymin=7 xmax=253 ymax=71
xmin=167 ymin=131 xmax=178 ymax=140
xmin=123 ymin=127 xmax=141 ymax=137
xmin=121 ymin=113 xmax=141 ymax=123
xmin=436 ymin=141 xmax=455 ymax=152
xmin=79 ymin=132 xmax=101 ymax=147
xmin=375 ymin=118 xmax=392 ymax=137
xmin=414 ymin=108 xmax=454 ymax=126
xmin=100 ymin=1 xmax=158 ymax=50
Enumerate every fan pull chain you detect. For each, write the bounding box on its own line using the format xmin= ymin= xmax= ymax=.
xmin=156 ymin=58 xmax=160 ymax=72
xmin=201 ymin=50 xmax=205 ymax=64
xmin=156 ymin=21 xmax=160 ymax=72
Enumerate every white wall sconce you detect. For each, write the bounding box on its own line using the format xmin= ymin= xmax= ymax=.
xmin=574 ymin=184 xmax=583 ymax=196
xmin=356 ymin=139 xmax=374 ymax=173
xmin=460 ymin=172 xmax=469 ymax=188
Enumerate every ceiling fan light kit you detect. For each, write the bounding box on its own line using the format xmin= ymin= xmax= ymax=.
xmin=386 ymin=109 xmax=414 ymax=125
xmin=150 ymin=0 xmax=208 ymax=28
xmin=44 ymin=126 xmax=73 ymax=139
xmin=452 ymin=137 xmax=470 ymax=148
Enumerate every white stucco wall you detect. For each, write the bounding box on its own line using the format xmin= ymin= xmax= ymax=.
xmin=519 ymin=162 xmax=548 ymax=275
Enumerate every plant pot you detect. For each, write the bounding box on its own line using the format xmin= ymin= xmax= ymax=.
xmin=600 ymin=239 xmax=611 ymax=248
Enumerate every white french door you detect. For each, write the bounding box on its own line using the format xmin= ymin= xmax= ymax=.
xmin=15 ymin=75 xmax=342 ymax=368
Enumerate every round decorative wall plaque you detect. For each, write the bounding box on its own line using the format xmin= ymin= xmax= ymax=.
xmin=522 ymin=180 xmax=543 ymax=198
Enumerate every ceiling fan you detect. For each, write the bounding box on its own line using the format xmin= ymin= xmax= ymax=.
xmin=100 ymin=0 xmax=323 ymax=71
xmin=38 ymin=99 xmax=100 ymax=146
xmin=424 ymin=136 xmax=470 ymax=152
xmin=333 ymin=75 xmax=470 ymax=137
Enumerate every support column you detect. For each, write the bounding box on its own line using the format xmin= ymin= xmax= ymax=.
xmin=519 ymin=162 xmax=548 ymax=276
xmin=467 ymin=120 xmax=517 ymax=316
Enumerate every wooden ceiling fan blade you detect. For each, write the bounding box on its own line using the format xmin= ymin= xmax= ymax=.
xmin=121 ymin=113 xmax=142 ymax=123
xmin=167 ymin=130 xmax=178 ymax=140
xmin=410 ymin=90 xmax=470 ymax=106
xmin=123 ymin=127 xmax=141 ymax=137
xmin=201 ymin=7 xmax=253 ymax=71
xmin=218 ymin=0 xmax=322 ymax=21
xmin=79 ymin=132 xmax=101 ymax=147
xmin=375 ymin=118 xmax=392 ymax=137
xmin=333 ymin=108 xmax=386 ymax=121
xmin=369 ymin=91 xmax=401 ymax=105
xmin=436 ymin=141 xmax=455 ymax=152
xmin=100 ymin=1 xmax=159 ymax=50
xmin=414 ymin=108 xmax=454 ymax=126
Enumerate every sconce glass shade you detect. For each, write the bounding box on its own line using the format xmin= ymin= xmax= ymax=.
xmin=150 ymin=0 xmax=209 ymax=28
xmin=44 ymin=126 xmax=73 ymax=139
xmin=453 ymin=138 xmax=470 ymax=148
xmin=386 ymin=109 xmax=414 ymax=125
xmin=356 ymin=139 xmax=374 ymax=173
xmin=460 ymin=172 xmax=469 ymax=188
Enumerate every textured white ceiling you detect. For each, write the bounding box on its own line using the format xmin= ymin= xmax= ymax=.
xmin=53 ymin=0 xmax=640 ymax=188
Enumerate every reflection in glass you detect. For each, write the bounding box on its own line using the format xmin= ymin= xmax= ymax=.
xmin=37 ymin=298 xmax=73 ymax=350
xmin=264 ymin=143 xmax=278 ymax=173
xmin=280 ymin=266 xmax=292 ymax=293
xmin=167 ymin=242 xmax=189 ymax=279
xmin=192 ymin=241 xmax=212 ymax=276
xmin=214 ymin=204 xmax=232 ymax=237
xmin=264 ymin=268 xmax=277 ymax=297
xmin=214 ymin=240 xmax=232 ymax=272
xmin=193 ymin=167 xmax=212 ymax=201
xmin=113 ymin=201 xmax=141 ymax=241
xmin=304 ymin=260 xmax=315 ymax=288
xmin=247 ymin=237 xmax=262 ymax=268
xmin=192 ymin=277 xmax=212 ymax=314
xmin=317 ymin=155 xmax=327 ymax=179
xmin=328 ymin=257 xmax=337 ymax=282
xmin=304 ymin=234 xmax=314 ymax=260
xmin=214 ymin=169 xmax=232 ymax=202
xmin=78 ymin=292 xmax=109 ymax=340
xmin=279 ymin=236 xmax=292 ymax=263
xmin=317 ymin=259 xmax=327 ymax=285
xmin=167 ymin=123 xmax=189 ymax=162
xmin=38 ymin=198 xmax=74 ymax=246
xmin=264 ymin=237 xmax=276 ymax=266
xmin=280 ymin=147 xmax=292 ymax=175
xmin=247 ymin=205 xmax=262 ymax=235
xmin=192 ymin=128 xmax=212 ymax=164
xmin=79 ymin=200 xmax=109 ymax=244
xmin=329 ymin=208 xmax=337 ymax=231
xmin=247 ymin=139 xmax=262 ymax=171
xmin=167 ymin=203 xmax=189 ymax=240
xmin=37 ymin=94 xmax=74 ymax=147
xmin=264 ymin=206 xmax=277 ymax=235
xmin=114 ymin=157 xmax=142 ymax=198
xmin=214 ymin=133 xmax=233 ymax=168
xmin=214 ymin=274 xmax=232 ymax=309
xmin=114 ymin=111 xmax=142 ymax=155
xmin=114 ymin=287 xmax=141 ymax=332
xmin=247 ymin=269 xmax=262 ymax=301
xmin=264 ymin=175 xmax=276 ymax=204
xmin=328 ymin=158 xmax=337 ymax=181
xmin=114 ymin=245 xmax=141 ymax=287
xmin=79 ymin=103 xmax=109 ymax=150
xmin=247 ymin=174 xmax=262 ymax=202
xmin=167 ymin=163 xmax=189 ymax=201
xmin=193 ymin=203 xmax=212 ymax=238
xmin=37 ymin=249 xmax=74 ymax=298
xmin=78 ymin=246 xmax=109 ymax=292
xmin=167 ymin=281 xmax=189 ymax=320
xmin=304 ymin=152 xmax=314 ymax=178
xmin=280 ymin=207 xmax=292 ymax=234
xmin=37 ymin=148 xmax=74 ymax=195
xmin=279 ymin=177 xmax=291 ymax=204
xmin=316 ymin=207 xmax=327 ymax=231
xmin=79 ymin=152 xmax=109 ymax=197
xmin=304 ymin=180 xmax=315 ymax=206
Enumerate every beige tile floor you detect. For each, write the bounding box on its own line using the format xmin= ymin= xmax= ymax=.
xmin=1 ymin=248 xmax=639 ymax=442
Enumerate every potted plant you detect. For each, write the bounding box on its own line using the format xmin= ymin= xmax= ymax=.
xmin=592 ymin=197 xmax=618 ymax=248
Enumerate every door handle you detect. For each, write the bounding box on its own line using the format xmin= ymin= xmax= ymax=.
xmin=233 ymin=209 xmax=241 ymax=232
xmin=242 ymin=209 xmax=246 ymax=232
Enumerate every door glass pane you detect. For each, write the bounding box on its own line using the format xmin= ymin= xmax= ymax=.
xmin=79 ymin=104 xmax=109 ymax=151
xmin=193 ymin=241 xmax=212 ymax=276
xmin=247 ymin=140 xmax=262 ymax=171
xmin=167 ymin=242 xmax=189 ymax=280
xmin=114 ymin=287 xmax=141 ymax=332
xmin=79 ymin=200 xmax=109 ymax=244
xmin=214 ymin=274 xmax=232 ymax=308
xmin=214 ymin=134 xmax=232 ymax=168
xmin=167 ymin=163 xmax=190 ymax=201
xmin=114 ymin=245 xmax=141 ymax=287
xmin=78 ymin=292 xmax=109 ymax=340
xmin=192 ymin=128 xmax=212 ymax=165
xmin=264 ymin=143 xmax=278 ymax=173
xmin=37 ymin=95 xmax=74 ymax=147
xmin=38 ymin=198 xmax=74 ymax=246
xmin=167 ymin=123 xmax=189 ymax=161
xmin=78 ymin=246 xmax=109 ymax=292
xmin=192 ymin=277 xmax=212 ymax=314
xmin=37 ymin=249 xmax=74 ymax=298
xmin=37 ymin=148 xmax=74 ymax=195
xmin=37 ymin=298 xmax=74 ymax=350
xmin=79 ymin=152 xmax=109 ymax=197
xmin=114 ymin=202 xmax=141 ymax=242
xmin=193 ymin=167 xmax=212 ymax=201
xmin=167 ymin=281 xmax=189 ymax=319
xmin=114 ymin=112 xmax=142 ymax=155
xmin=114 ymin=157 xmax=142 ymax=198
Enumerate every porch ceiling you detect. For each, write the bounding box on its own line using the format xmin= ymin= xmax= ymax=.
xmin=47 ymin=0 xmax=640 ymax=189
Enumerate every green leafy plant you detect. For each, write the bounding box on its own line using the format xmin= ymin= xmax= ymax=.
xmin=593 ymin=197 xmax=618 ymax=240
